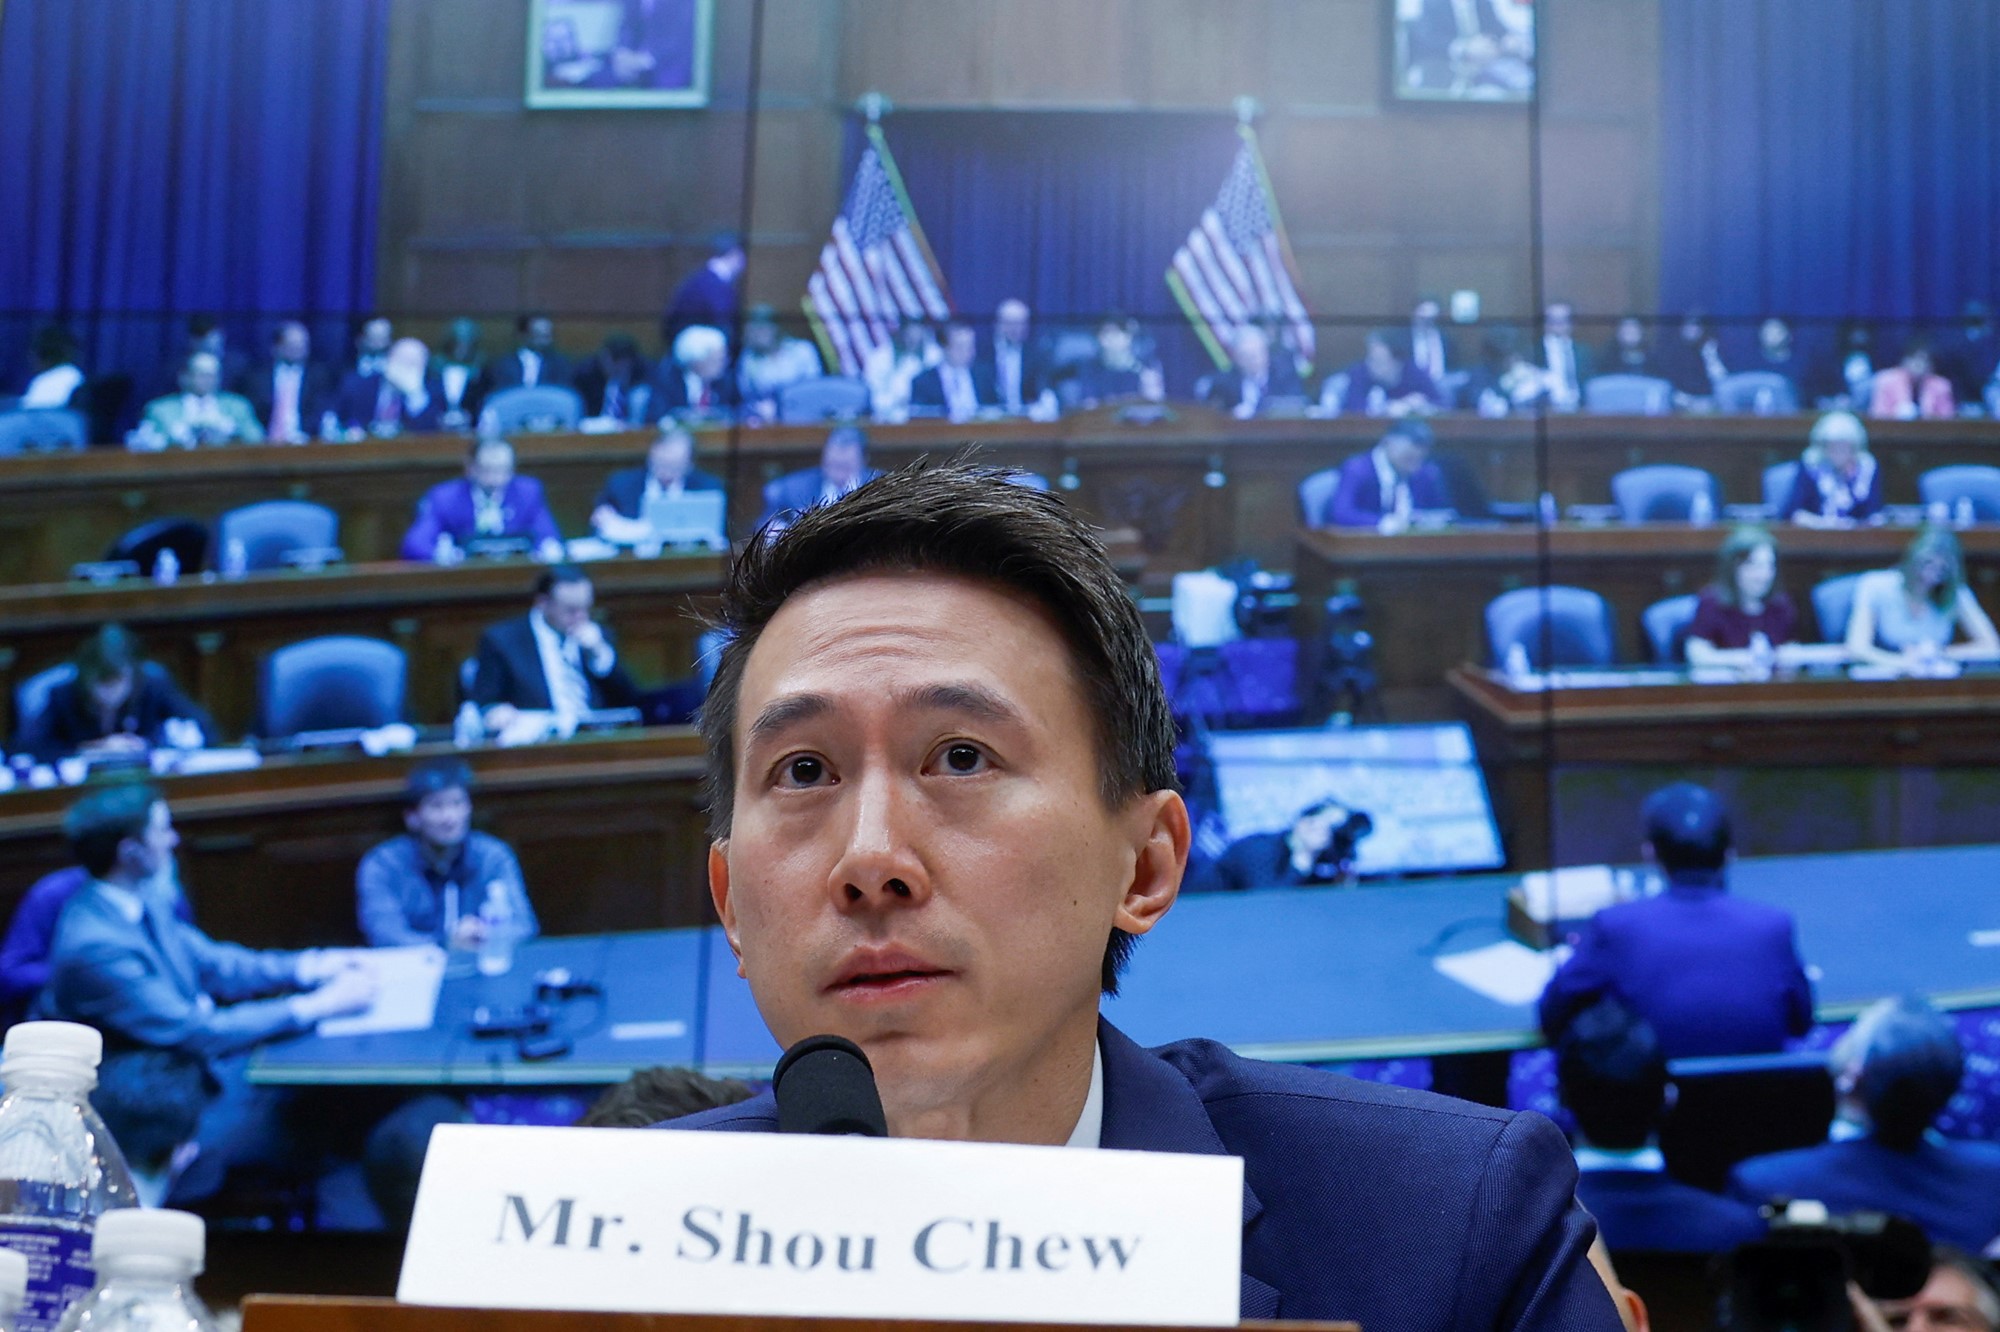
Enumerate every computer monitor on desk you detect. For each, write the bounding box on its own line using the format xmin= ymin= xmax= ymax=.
xmin=640 ymin=491 xmax=726 ymax=548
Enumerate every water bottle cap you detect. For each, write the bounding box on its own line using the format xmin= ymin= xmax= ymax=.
xmin=1 ymin=1021 xmax=102 ymax=1072
xmin=0 ymin=1246 xmax=26 ymax=1308
xmin=93 ymin=1208 xmax=204 ymax=1271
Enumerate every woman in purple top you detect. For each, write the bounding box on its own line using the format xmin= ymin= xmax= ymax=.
xmin=1686 ymin=526 xmax=1798 ymax=667
xmin=1784 ymin=410 xmax=1883 ymax=526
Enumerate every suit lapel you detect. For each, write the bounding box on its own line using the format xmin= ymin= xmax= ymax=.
xmin=1096 ymin=1020 xmax=1280 ymax=1319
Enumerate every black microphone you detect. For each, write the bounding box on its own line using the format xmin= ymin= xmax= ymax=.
xmin=772 ymin=1034 xmax=887 ymax=1137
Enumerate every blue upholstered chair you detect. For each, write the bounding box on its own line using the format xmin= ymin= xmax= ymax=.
xmin=258 ymin=636 xmax=407 ymax=738
xmin=1611 ymin=465 xmax=1721 ymax=523
xmin=1642 ymin=594 xmax=1701 ymax=665
xmin=1485 ymin=586 xmax=1617 ymax=669
xmin=217 ymin=500 xmax=340 ymax=571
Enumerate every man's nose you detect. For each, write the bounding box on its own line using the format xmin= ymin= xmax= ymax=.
xmin=827 ymin=771 xmax=930 ymax=910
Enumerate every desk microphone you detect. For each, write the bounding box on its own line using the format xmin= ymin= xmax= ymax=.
xmin=772 ymin=1034 xmax=886 ymax=1137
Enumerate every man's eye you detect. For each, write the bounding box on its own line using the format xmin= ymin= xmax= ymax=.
xmin=941 ymin=743 xmax=986 ymax=773
xmin=782 ymin=755 xmax=827 ymax=786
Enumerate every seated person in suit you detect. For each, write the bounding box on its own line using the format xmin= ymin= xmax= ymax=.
xmin=1186 ymin=798 xmax=1372 ymax=893
xmin=1072 ymin=313 xmax=1164 ymax=409
xmin=471 ymin=565 xmax=640 ymax=730
xmin=0 ymin=860 xmax=193 ymax=1026
xmin=1686 ymin=526 xmax=1800 ymax=669
xmin=984 ymin=298 xmax=1054 ymax=416
xmin=1730 ymin=997 xmax=2000 ymax=1253
xmin=671 ymin=462 xmax=1621 ymax=1327
xmin=759 ymin=424 xmax=882 ymax=526
xmin=1537 ymin=301 xmax=1595 ymax=412
xmin=1786 ymin=410 xmax=1883 ymax=527
xmin=349 ymin=316 xmax=394 ymax=379
xmin=1846 ymin=527 xmax=2000 ymax=669
xmin=1870 ymin=340 xmax=1956 ymax=420
xmin=1868 ymin=1251 xmax=2000 ymax=1332
xmin=652 ymin=324 xmax=736 ymax=417
xmin=482 ymin=313 xmax=574 ymax=394
xmin=356 ymin=758 xmax=538 ymax=951
xmin=400 ymin=437 xmax=564 ymax=563
xmin=589 ymin=423 xmax=724 ymax=545
xmin=573 ymin=332 xmax=654 ymax=425
xmin=336 ymin=337 xmax=446 ymax=437
xmin=1556 ymin=997 xmax=1766 ymax=1255
xmin=909 ymin=320 xmax=997 ymax=423
xmin=1204 ymin=326 xmax=1304 ymax=419
xmin=18 ymin=625 xmax=211 ymax=765
xmin=1738 ymin=317 xmax=1806 ymax=400
xmin=1322 ymin=419 xmax=1454 ymax=531
xmin=239 ymin=320 xmax=333 ymax=443
xmin=19 ymin=324 xmax=85 ymax=409
xmin=1462 ymin=325 xmax=1552 ymax=416
xmin=1540 ymin=783 xmax=1814 ymax=1060
xmin=35 ymin=786 xmax=376 ymax=1196
xmin=1599 ymin=316 xmax=1660 ymax=380
xmin=1323 ymin=328 xmax=1443 ymax=417
xmin=139 ymin=352 xmax=264 ymax=447
xmin=434 ymin=317 xmax=487 ymax=428
xmin=735 ymin=305 xmax=823 ymax=422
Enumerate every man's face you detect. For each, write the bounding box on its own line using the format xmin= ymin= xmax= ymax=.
xmin=468 ymin=444 xmax=515 ymax=493
xmin=1760 ymin=318 xmax=1790 ymax=354
xmin=125 ymin=802 xmax=180 ymax=881
xmin=745 ymin=320 xmax=778 ymax=353
xmin=649 ymin=435 xmax=693 ymax=484
xmin=1905 ymin=349 xmax=1933 ymax=378
xmin=1546 ymin=304 xmax=1574 ymax=338
xmin=1617 ymin=318 xmax=1645 ymax=350
xmin=275 ymin=325 xmax=310 ymax=363
xmin=944 ymin=327 xmax=976 ymax=368
xmin=405 ymin=787 xmax=472 ymax=853
xmin=995 ymin=301 xmax=1030 ymax=345
xmin=1879 ymin=1267 xmax=1996 ymax=1332
xmin=1413 ymin=300 xmax=1441 ymax=327
xmin=1364 ymin=339 xmax=1402 ymax=383
xmin=183 ymin=354 xmax=220 ymax=397
xmin=1097 ymin=323 xmax=1132 ymax=362
xmin=524 ymin=318 xmax=555 ymax=350
xmin=1233 ymin=331 xmax=1270 ymax=379
xmin=1385 ymin=435 xmax=1429 ymax=478
xmin=822 ymin=439 xmax=864 ymax=486
xmin=539 ymin=579 xmax=594 ymax=636
xmin=360 ymin=319 xmax=393 ymax=354
xmin=711 ymin=572 xmax=1184 ymax=1131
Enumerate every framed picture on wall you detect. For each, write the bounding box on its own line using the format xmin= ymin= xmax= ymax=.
xmin=1393 ymin=0 xmax=1536 ymax=104
xmin=526 ymin=0 xmax=714 ymax=108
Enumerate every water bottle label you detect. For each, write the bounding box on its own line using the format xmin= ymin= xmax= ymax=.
xmin=0 ymin=1218 xmax=95 ymax=1332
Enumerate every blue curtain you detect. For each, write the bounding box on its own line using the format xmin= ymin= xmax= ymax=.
xmin=1659 ymin=0 xmax=2000 ymax=325
xmin=0 ymin=0 xmax=390 ymax=391
xmin=855 ymin=112 xmax=1242 ymax=388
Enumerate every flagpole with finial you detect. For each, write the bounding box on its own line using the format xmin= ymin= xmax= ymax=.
xmin=1234 ymin=93 xmax=1314 ymax=374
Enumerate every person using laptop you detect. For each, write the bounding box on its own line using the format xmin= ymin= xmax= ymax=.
xmin=470 ymin=565 xmax=640 ymax=731
xmin=590 ymin=424 xmax=726 ymax=547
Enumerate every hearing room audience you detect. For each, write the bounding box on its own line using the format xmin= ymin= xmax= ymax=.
xmin=355 ymin=758 xmax=539 ymax=951
xmin=400 ymin=437 xmax=564 ymax=563
xmin=1845 ymin=527 xmax=2000 ymax=667
xmin=17 ymin=626 xmax=211 ymax=765
xmin=1785 ymin=410 xmax=1884 ymax=526
xmin=1685 ymin=526 xmax=1799 ymax=666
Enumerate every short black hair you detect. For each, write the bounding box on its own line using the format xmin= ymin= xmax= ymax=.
xmin=403 ymin=757 xmax=472 ymax=812
xmin=698 ymin=460 xmax=1178 ymax=995
xmin=577 ymin=1066 xmax=756 ymax=1128
xmin=1642 ymin=781 xmax=1731 ymax=873
xmin=1556 ymin=995 xmax=1669 ymax=1150
xmin=75 ymin=624 xmax=142 ymax=688
xmin=92 ymin=1050 xmax=218 ymax=1174
xmin=533 ymin=563 xmax=592 ymax=599
xmin=1855 ymin=997 xmax=1965 ymax=1151
xmin=64 ymin=783 xmax=161 ymax=879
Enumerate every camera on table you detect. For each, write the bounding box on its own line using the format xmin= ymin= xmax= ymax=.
xmin=1719 ymin=1201 xmax=1932 ymax=1332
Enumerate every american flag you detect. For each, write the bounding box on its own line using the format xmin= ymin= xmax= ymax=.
xmin=804 ymin=129 xmax=951 ymax=377
xmin=1167 ymin=129 xmax=1316 ymax=370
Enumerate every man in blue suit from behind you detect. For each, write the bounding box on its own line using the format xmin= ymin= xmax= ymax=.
xmin=758 ymin=424 xmax=882 ymax=527
xmin=1540 ymin=783 xmax=1814 ymax=1060
xmin=1729 ymin=996 xmax=2000 ymax=1253
xmin=667 ymin=462 xmax=1621 ymax=1329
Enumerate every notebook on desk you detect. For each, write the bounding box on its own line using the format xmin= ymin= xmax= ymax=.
xmin=640 ymin=491 xmax=726 ymax=547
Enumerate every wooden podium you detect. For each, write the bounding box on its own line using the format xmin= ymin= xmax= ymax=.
xmin=241 ymin=1296 xmax=1355 ymax=1332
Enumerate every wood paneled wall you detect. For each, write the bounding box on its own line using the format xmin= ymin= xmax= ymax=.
xmin=378 ymin=0 xmax=1660 ymax=347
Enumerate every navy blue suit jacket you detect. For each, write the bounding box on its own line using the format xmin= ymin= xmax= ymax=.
xmin=1325 ymin=450 xmax=1453 ymax=527
xmin=1539 ymin=878 xmax=1814 ymax=1060
xmin=1729 ymin=1134 xmax=2000 ymax=1253
xmin=1575 ymin=1167 xmax=1766 ymax=1255
xmin=593 ymin=465 xmax=725 ymax=519
xmin=665 ymin=1021 xmax=1619 ymax=1329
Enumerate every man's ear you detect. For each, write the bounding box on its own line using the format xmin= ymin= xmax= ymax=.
xmin=1114 ymin=790 xmax=1189 ymax=939
xmin=708 ymin=841 xmax=746 ymax=977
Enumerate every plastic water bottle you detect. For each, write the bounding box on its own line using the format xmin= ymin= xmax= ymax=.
xmin=50 ymin=1210 xmax=216 ymax=1332
xmin=1538 ymin=492 xmax=1559 ymax=526
xmin=1955 ymin=495 xmax=1976 ymax=529
xmin=1689 ymin=489 xmax=1715 ymax=526
xmin=0 ymin=1247 xmax=28 ymax=1332
xmin=150 ymin=549 xmax=177 ymax=587
xmin=0 ymin=1024 xmax=138 ymax=1332
xmin=452 ymin=702 xmax=485 ymax=750
xmin=1747 ymin=632 xmax=1774 ymax=681
xmin=477 ymin=885 xmax=517 ymax=977
xmin=1503 ymin=641 xmax=1534 ymax=686
xmin=220 ymin=538 xmax=247 ymax=580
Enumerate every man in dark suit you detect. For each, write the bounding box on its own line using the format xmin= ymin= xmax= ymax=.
xmin=666 ymin=463 xmax=1622 ymax=1328
xmin=662 ymin=236 xmax=745 ymax=349
xmin=18 ymin=625 xmax=211 ymax=766
xmin=1729 ymin=997 xmax=2000 ymax=1253
xmin=1203 ymin=326 xmax=1304 ymax=418
xmin=334 ymin=338 xmax=446 ymax=436
xmin=237 ymin=321 xmax=333 ymax=443
xmin=1540 ymin=783 xmax=1815 ymax=1060
xmin=470 ymin=566 xmax=640 ymax=731
xmin=1537 ymin=301 xmax=1596 ymax=412
xmin=1326 ymin=328 xmax=1446 ymax=416
xmin=983 ymin=298 xmax=1054 ymax=415
xmin=651 ymin=324 xmax=738 ymax=417
xmin=909 ymin=321 xmax=997 ymax=422
xmin=589 ymin=424 xmax=725 ymax=545
xmin=1557 ymin=997 xmax=1766 ymax=1255
xmin=573 ymin=333 xmax=654 ymax=424
xmin=1322 ymin=419 xmax=1454 ymax=529
xmin=759 ymin=424 xmax=882 ymax=526
xmin=482 ymin=314 xmax=575 ymax=395
xmin=400 ymin=437 xmax=564 ymax=562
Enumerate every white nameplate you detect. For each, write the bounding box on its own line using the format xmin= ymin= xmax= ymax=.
xmin=399 ymin=1123 xmax=1242 ymax=1325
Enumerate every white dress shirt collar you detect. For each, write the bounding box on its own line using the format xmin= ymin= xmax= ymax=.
xmin=1064 ymin=1038 xmax=1105 ymax=1149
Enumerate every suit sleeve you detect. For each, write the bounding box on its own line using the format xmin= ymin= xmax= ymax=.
xmin=586 ymin=631 xmax=640 ymax=707
xmin=1779 ymin=921 xmax=1815 ymax=1038
xmin=401 ymin=489 xmax=445 ymax=561
xmin=51 ymin=936 xmax=306 ymax=1060
xmin=522 ymin=481 xmax=563 ymax=545
xmin=356 ymin=847 xmax=430 ymax=948
xmin=143 ymin=674 xmax=213 ymax=748
xmin=1537 ymin=919 xmax=1619 ymax=1041
xmin=1326 ymin=460 xmax=1379 ymax=529
xmin=469 ymin=628 xmax=511 ymax=710
xmin=1456 ymin=1112 xmax=1623 ymax=1332
xmin=182 ymin=922 xmax=304 ymax=1005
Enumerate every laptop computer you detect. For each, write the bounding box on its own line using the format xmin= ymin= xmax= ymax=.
xmin=640 ymin=491 xmax=727 ymax=548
